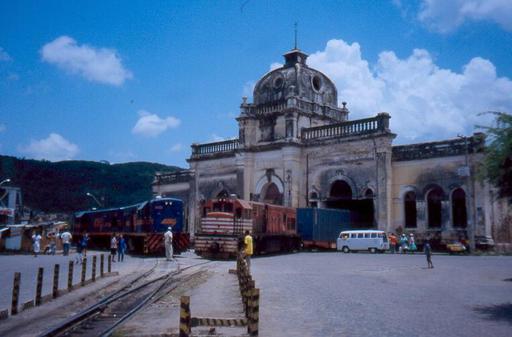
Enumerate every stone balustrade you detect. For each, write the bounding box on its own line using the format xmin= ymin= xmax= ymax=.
xmin=191 ymin=139 xmax=240 ymax=157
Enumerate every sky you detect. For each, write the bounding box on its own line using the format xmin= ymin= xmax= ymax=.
xmin=1 ymin=0 xmax=511 ymax=168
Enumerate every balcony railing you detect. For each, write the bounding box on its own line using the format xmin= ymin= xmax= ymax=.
xmin=301 ymin=113 xmax=390 ymax=141
xmin=191 ymin=139 xmax=240 ymax=157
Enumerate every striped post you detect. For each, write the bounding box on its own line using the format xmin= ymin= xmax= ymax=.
xmin=81 ymin=257 xmax=87 ymax=286
xmin=179 ymin=296 xmax=191 ymax=337
xmin=108 ymin=254 xmax=111 ymax=273
xmin=35 ymin=267 xmax=43 ymax=306
xmin=52 ymin=264 xmax=60 ymax=298
xmin=67 ymin=261 xmax=74 ymax=291
xmin=248 ymin=288 xmax=260 ymax=336
xmin=11 ymin=272 xmax=20 ymax=315
xmin=92 ymin=255 xmax=97 ymax=282
xmin=100 ymin=254 xmax=104 ymax=277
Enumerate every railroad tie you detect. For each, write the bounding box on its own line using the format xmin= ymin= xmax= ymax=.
xmin=53 ymin=264 xmax=60 ymax=298
xmin=11 ymin=272 xmax=20 ymax=315
xmin=67 ymin=261 xmax=74 ymax=291
xmin=35 ymin=267 xmax=43 ymax=306
xmin=191 ymin=317 xmax=248 ymax=327
xmin=179 ymin=296 xmax=191 ymax=337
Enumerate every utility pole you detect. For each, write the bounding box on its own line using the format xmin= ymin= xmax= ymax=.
xmin=458 ymin=135 xmax=476 ymax=252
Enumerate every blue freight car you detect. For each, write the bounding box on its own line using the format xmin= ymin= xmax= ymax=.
xmin=297 ymin=208 xmax=351 ymax=249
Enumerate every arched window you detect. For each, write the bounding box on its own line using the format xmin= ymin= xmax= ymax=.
xmin=330 ymin=180 xmax=352 ymax=200
xmin=427 ymin=187 xmax=443 ymax=228
xmin=451 ymin=188 xmax=467 ymax=228
xmin=404 ymin=191 xmax=417 ymax=228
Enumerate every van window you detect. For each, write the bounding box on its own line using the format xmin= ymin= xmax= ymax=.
xmin=371 ymin=233 xmax=377 ymax=238
xmin=340 ymin=233 xmax=349 ymax=239
xmin=357 ymin=233 xmax=364 ymax=238
xmin=351 ymin=233 xmax=357 ymax=238
xmin=364 ymin=233 xmax=371 ymax=238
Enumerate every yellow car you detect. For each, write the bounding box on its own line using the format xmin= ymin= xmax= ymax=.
xmin=446 ymin=242 xmax=467 ymax=254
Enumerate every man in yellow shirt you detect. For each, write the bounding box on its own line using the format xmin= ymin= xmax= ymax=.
xmin=244 ymin=230 xmax=253 ymax=272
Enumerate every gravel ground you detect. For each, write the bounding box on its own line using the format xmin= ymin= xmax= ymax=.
xmin=252 ymin=252 xmax=512 ymax=337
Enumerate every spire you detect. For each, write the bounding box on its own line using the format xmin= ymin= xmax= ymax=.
xmin=294 ymin=22 xmax=298 ymax=49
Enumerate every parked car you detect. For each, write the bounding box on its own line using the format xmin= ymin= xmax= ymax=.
xmin=475 ymin=235 xmax=495 ymax=250
xmin=446 ymin=241 xmax=467 ymax=254
xmin=337 ymin=230 xmax=389 ymax=253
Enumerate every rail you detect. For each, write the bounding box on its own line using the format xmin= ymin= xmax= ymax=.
xmin=301 ymin=113 xmax=390 ymax=141
xmin=191 ymin=139 xmax=240 ymax=157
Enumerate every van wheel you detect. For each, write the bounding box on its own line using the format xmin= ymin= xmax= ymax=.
xmin=342 ymin=246 xmax=350 ymax=253
xmin=369 ymin=247 xmax=377 ymax=254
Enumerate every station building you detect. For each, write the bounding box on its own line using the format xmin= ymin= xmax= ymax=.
xmin=153 ymin=47 xmax=509 ymax=246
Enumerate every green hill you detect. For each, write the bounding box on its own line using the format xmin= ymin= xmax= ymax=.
xmin=0 ymin=155 xmax=181 ymax=212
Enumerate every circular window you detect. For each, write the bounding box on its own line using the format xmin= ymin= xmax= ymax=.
xmin=312 ymin=75 xmax=322 ymax=92
xmin=274 ymin=76 xmax=284 ymax=89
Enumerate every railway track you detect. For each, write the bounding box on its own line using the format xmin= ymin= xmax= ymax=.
xmin=38 ymin=259 xmax=213 ymax=337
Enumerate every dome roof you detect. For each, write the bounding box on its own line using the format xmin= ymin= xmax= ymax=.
xmin=253 ymin=49 xmax=338 ymax=107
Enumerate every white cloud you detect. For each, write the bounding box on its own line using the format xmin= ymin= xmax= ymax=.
xmin=418 ymin=0 xmax=512 ymax=33
xmin=132 ymin=110 xmax=181 ymax=137
xmin=41 ymin=36 xmax=132 ymax=86
xmin=170 ymin=143 xmax=183 ymax=152
xmin=0 ymin=124 xmax=6 ymax=132
xmin=19 ymin=133 xmax=79 ymax=161
xmin=305 ymin=39 xmax=512 ymax=142
xmin=0 ymin=47 xmax=11 ymax=61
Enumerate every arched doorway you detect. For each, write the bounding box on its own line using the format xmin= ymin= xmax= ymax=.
xmin=326 ymin=180 xmax=374 ymax=228
xmin=404 ymin=191 xmax=417 ymax=228
xmin=427 ymin=187 xmax=443 ymax=228
xmin=262 ymin=182 xmax=282 ymax=205
xmin=451 ymin=188 xmax=467 ymax=228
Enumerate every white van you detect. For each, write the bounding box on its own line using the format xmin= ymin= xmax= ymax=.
xmin=336 ymin=230 xmax=389 ymax=253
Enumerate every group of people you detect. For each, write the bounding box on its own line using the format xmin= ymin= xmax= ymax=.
xmin=31 ymin=229 xmax=74 ymax=257
xmin=388 ymin=233 xmax=417 ymax=254
xmin=110 ymin=233 xmax=127 ymax=262
xmin=388 ymin=232 xmax=434 ymax=268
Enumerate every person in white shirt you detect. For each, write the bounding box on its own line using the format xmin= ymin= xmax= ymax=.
xmin=164 ymin=227 xmax=174 ymax=261
xmin=60 ymin=231 xmax=72 ymax=256
xmin=32 ymin=231 xmax=42 ymax=257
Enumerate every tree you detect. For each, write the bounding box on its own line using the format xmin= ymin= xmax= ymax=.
xmin=479 ymin=112 xmax=512 ymax=198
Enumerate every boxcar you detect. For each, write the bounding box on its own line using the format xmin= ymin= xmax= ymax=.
xmin=73 ymin=197 xmax=188 ymax=255
xmin=195 ymin=198 xmax=300 ymax=259
xmin=297 ymin=208 xmax=351 ymax=249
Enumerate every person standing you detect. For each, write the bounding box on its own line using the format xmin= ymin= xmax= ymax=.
xmin=117 ymin=234 xmax=126 ymax=262
xmin=244 ymin=230 xmax=253 ymax=272
xmin=60 ymin=230 xmax=72 ymax=256
xmin=164 ymin=227 xmax=174 ymax=261
xmin=81 ymin=233 xmax=89 ymax=257
xmin=48 ymin=232 xmax=57 ymax=255
xmin=75 ymin=239 xmax=84 ymax=264
xmin=424 ymin=239 xmax=434 ymax=269
xmin=408 ymin=233 xmax=417 ymax=254
xmin=32 ymin=231 xmax=42 ymax=257
xmin=110 ymin=234 xmax=118 ymax=263
xmin=388 ymin=233 xmax=398 ymax=254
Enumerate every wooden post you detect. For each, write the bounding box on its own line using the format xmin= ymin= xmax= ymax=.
xmin=52 ymin=264 xmax=60 ymax=298
xmin=92 ymin=255 xmax=97 ymax=282
xmin=67 ymin=261 xmax=74 ymax=291
xmin=35 ymin=267 xmax=43 ymax=306
xmin=11 ymin=272 xmax=20 ymax=315
xmin=81 ymin=257 xmax=87 ymax=286
xmin=100 ymin=254 xmax=104 ymax=277
xmin=107 ymin=254 xmax=111 ymax=273
xmin=248 ymin=288 xmax=260 ymax=336
xmin=179 ymin=296 xmax=191 ymax=337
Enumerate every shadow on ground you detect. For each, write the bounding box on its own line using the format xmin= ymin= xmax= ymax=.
xmin=474 ymin=303 xmax=512 ymax=324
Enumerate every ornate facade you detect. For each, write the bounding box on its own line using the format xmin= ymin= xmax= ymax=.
xmin=153 ymin=48 xmax=502 ymax=245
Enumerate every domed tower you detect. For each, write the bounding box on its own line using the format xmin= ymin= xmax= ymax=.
xmin=238 ymin=48 xmax=348 ymax=147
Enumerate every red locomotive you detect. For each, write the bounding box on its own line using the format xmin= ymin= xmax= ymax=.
xmin=195 ymin=198 xmax=300 ymax=259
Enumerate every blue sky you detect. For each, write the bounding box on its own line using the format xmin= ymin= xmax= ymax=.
xmin=1 ymin=0 xmax=511 ymax=168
